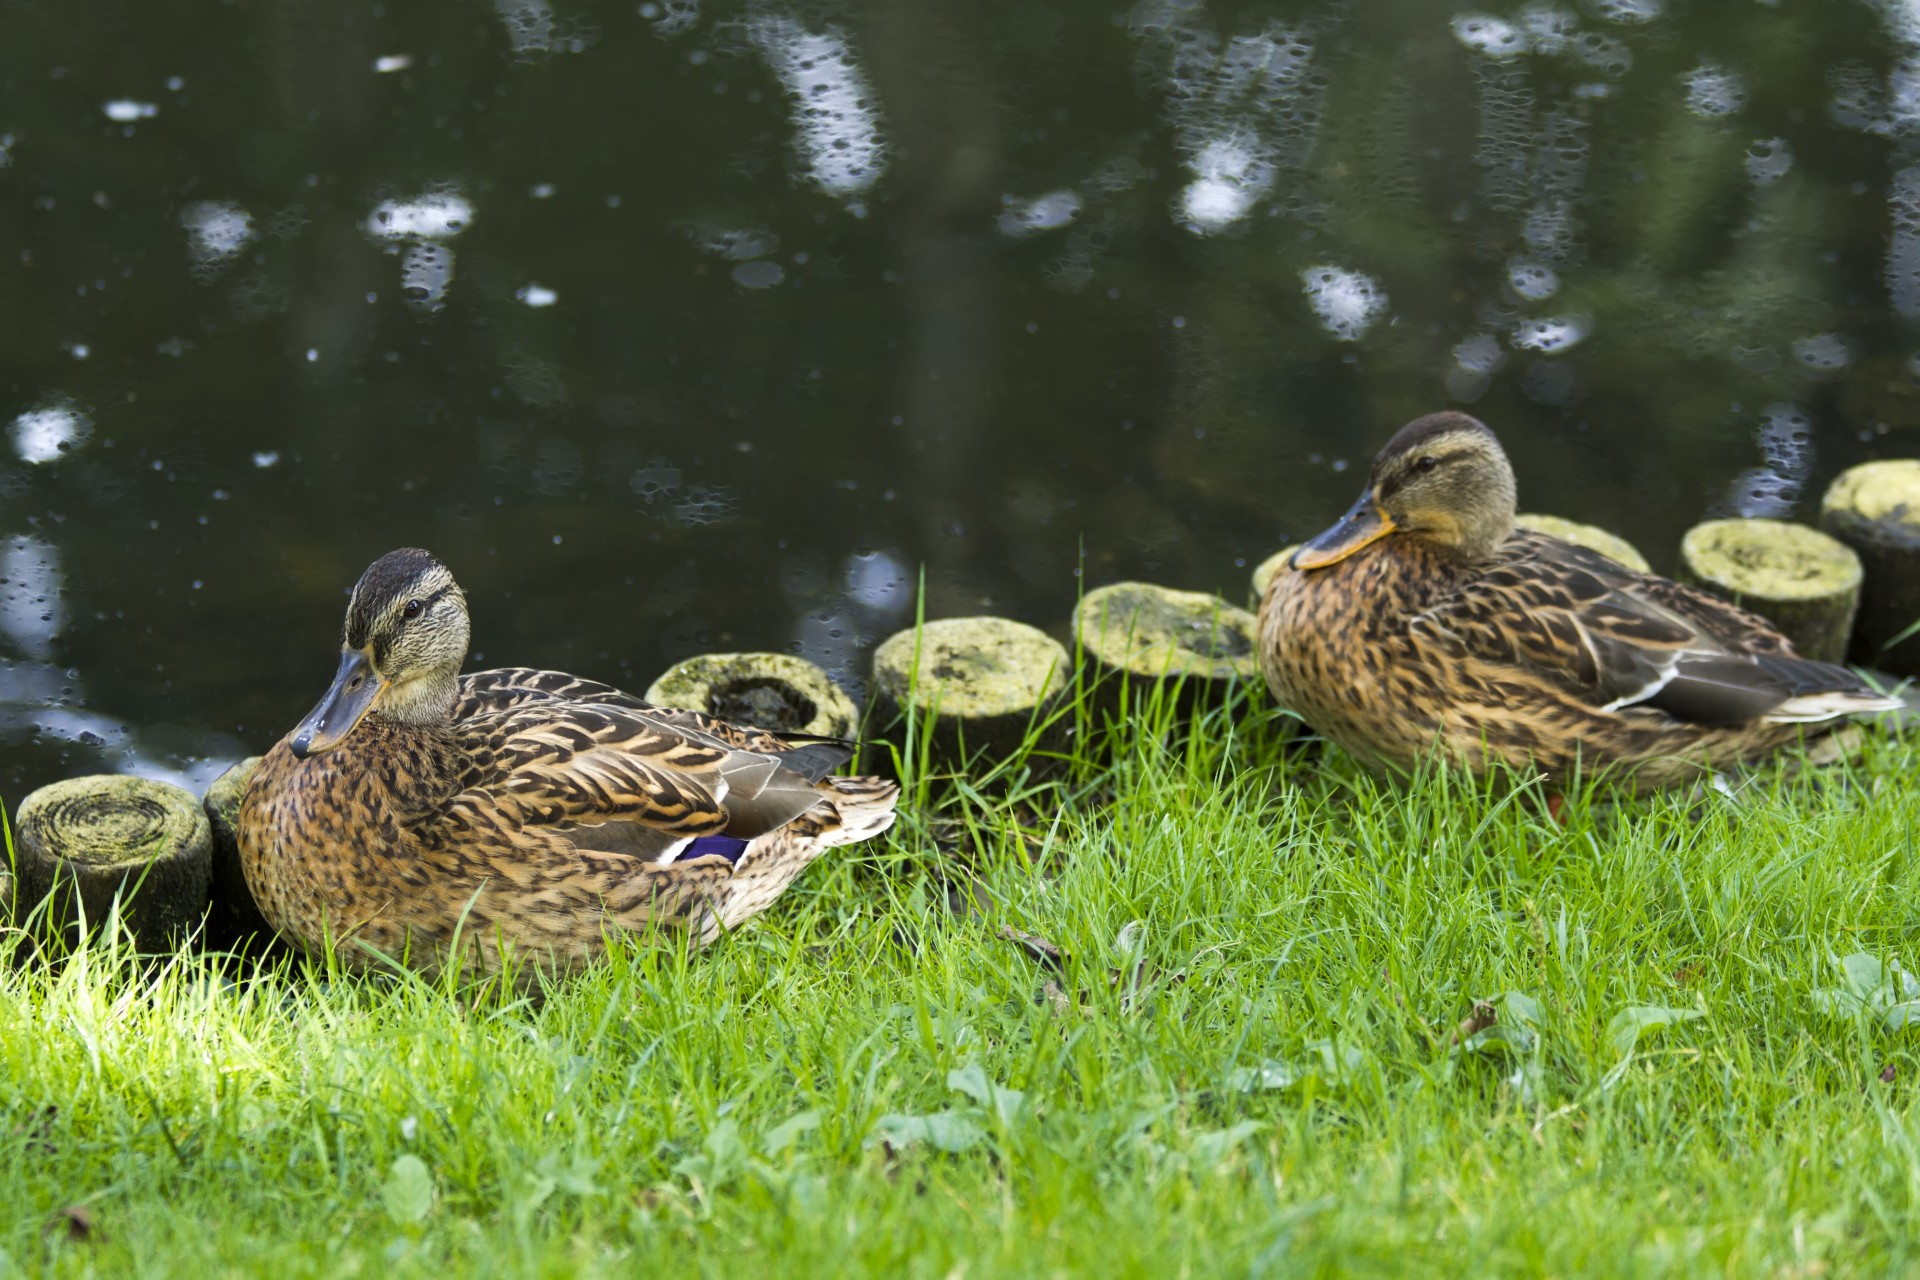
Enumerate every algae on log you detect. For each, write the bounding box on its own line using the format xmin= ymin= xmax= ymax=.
xmin=203 ymin=757 xmax=277 ymax=950
xmin=1515 ymin=513 xmax=1652 ymax=573
xmin=1677 ymin=518 xmax=1863 ymax=663
xmin=14 ymin=775 xmax=212 ymax=949
xmin=1249 ymin=546 xmax=1300 ymax=611
xmin=645 ymin=652 xmax=857 ymax=737
xmin=1073 ymin=582 xmax=1259 ymax=706
xmin=871 ymin=617 xmax=1070 ymax=764
xmin=1820 ymin=459 xmax=1920 ymax=676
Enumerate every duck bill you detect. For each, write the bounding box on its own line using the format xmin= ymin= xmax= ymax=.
xmin=289 ymin=648 xmax=383 ymax=758
xmin=1290 ymin=491 xmax=1397 ymax=570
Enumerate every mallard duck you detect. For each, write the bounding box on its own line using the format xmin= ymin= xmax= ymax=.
xmin=1259 ymin=412 xmax=1901 ymax=791
xmin=237 ymin=548 xmax=897 ymax=977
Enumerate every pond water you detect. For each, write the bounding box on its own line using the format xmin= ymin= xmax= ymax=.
xmin=4 ymin=0 xmax=1919 ymax=798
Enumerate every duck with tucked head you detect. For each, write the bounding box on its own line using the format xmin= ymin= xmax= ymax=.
xmin=1258 ymin=412 xmax=1900 ymax=791
xmin=238 ymin=548 xmax=898 ymax=978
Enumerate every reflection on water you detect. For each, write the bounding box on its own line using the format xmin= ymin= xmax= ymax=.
xmin=3 ymin=0 xmax=1920 ymax=798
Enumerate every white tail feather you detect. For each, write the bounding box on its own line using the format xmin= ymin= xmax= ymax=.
xmin=1762 ymin=690 xmax=1903 ymax=724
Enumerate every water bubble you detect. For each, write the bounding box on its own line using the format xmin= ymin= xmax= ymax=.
xmin=1571 ymin=31 xmax=1632 ymax=75
xmin=252 ymin=451 xmax=281 ymax=468
xmin=516 ymin=283 xmax=559 ymax=307
xmin=1300 ymin=265 xmax=1387 ymax=341
xmin=373 ymin=54 xmax=413 ymax=73
xmin=749 ymin=18 xmax=887 ymax=197
xmin=1179 ymin=135 xmax=1273 ymax=231
xmin=1519 ymin=3 xmax=1578 ymax=55
xmin=11 ymin=402 xmax=90 ymax=464
xmin=1511 ymin=314 xmax=1591 ymax=352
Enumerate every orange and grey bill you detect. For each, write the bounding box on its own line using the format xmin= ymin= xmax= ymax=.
xmin=1289 ymin=490 xmax=1398 ymax=570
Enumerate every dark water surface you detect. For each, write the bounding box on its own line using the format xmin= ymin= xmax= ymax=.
xmin=4 ymin=0 xmax=1920 ymax=797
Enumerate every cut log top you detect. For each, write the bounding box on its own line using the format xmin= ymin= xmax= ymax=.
xmin=645 ymin=652 xmax=857 ymax=738
xmin=872 ymin=617 xmax=1069 ymax=718
xmin=19 ymin=775 xmax=210 ymax=870
xmin=1679 ymin=518 xmax=1862 ymax=600
xmin=1074 ymin=582 xmax=1258 ymax=683
xmin=1822 ymin=459 xmax=1920 ymax=535
xmin=1676 ymin=517 xmax=1863 ymax=663
xmin=13 ymin=773 xmax=213 ymax=948
xmin=1514 ymin=513 xmax=1652 ymax=573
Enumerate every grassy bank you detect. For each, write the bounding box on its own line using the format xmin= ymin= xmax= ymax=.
xmin=4 ymin=694 xmax=1920 ymax=1276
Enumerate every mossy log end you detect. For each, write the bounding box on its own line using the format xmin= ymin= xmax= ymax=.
xmin=1677 ymin=518 xmax=1863 ymax=664
xmin=1073 ymin=582 xmax=1259 ymax=708
xmin=203 ymin=757 xmax=277 ymax=950
xmin=1515 ymin=513 xmax=1653 ymax=573
xmin=871 ymin=617 xmax=1070 ymax=764
xmin=1249 ymin=546 xmax=1300 ymax=611
xmin=1820 ymin=459 xmax=1920 ymax=676
xmin=15 ymin=774 xmax=212 ymax=949
xmin=645 ymin=652 xmax=858 ymax=738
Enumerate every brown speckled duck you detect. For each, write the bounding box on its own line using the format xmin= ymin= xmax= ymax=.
xmin=238 ymin=548 xmax=897 ymax=978
xmin=1259 ymin=412 xmax=1900 ymax=791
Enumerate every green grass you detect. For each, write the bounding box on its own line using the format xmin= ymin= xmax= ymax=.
xmin=5 ymin=685 xmax=1920 ymax=1277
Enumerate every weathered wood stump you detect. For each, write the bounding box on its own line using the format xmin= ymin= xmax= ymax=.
xmin=202 ymin=757 xmax=277 ymax=949
xmin=1073 ymin=582 xmax=1259 ymax=708
xmin=1677 ymin=518 xmax=1863 ymax=663
xmin=1820 ymin=459 xmax=1920 ymax=675
xmin=871 ymin=617 xmax=1070 ymax=764
xmin=646 ymin=652 xmax=857 ymax=737
xmin=14 ymin=775 xmax=212 ymax=950
xmin=1515 ymin=512 xmax=1652 ymax=573
xmin=1249 ymin=546 xmax=1300 ymax=610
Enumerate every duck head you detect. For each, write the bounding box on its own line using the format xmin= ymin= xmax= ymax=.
xmin=290 ymin=547 xmax=471 ymax=758
xmin=1290 ymin=412 xmax=1519 ymax=571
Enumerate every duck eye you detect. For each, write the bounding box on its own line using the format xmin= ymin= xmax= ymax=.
xmin=402 ymin=599 xmax=423 ymax=620
xmin=1415 ymin=455 xmax=1440 ymax=473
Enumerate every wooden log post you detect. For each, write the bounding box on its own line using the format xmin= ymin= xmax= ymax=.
xmin=871 ymin=617 xmax=1070 ymax=765
xmin=1677 ymin=518 xmax=1864 ymax=663
xmin=13 ymin=775 xmax=212 ymax=950
xmin=1515 ymin=513 xmax=1652 ymax=573
xmin=646 ymin=652 xmax=858 ymax=737
xmin=1820 ymin=459 xmax=1920 ymax=676
xmin=1073 ymin=582 xmax=1259 ymax=709
xmin=202 ymin=757 xmax=278 ymax=950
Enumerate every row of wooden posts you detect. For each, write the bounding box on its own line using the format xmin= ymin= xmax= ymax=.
xmin=3 ymin=456 xmax=1918 ymax=954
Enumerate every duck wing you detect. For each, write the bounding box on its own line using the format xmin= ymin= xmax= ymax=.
xmin=456 ymin=667 xmax=855 ymax=779
xmin=433 ymin=698 xmax=839 ymax=864
xmin=1408 ymin=531 xmax=1895 ymax=727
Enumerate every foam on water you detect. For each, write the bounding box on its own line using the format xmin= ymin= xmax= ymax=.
xmin=1300 ymin=266 xmax=1387 ymax=341
xmin=1745 ymin=137 xmax=1792 ymax=185
xmin=1511 ymin=315 xmax=1590 ymax=352
xmin=181 ymin=200 xmax=255 ymax=276
xmin=1134 ymin=6 xmax=1327 ymax=234
xmin=750 ymin=18 xmax=887 ymax=198
xmin=366 ymin=192 xmax=474 ymax=240
xmin=0 ymin=536 xmax=62 ymax=660
xmin=400 ymin=243 xmax=455 ymax=313
xmin=998 ymin=190 xmax=1083 ymax=238
xmin=1683 ymin=61 xmax=1747 ymax=117
xmin=11 ymin=402 xmax=90 ymax=465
